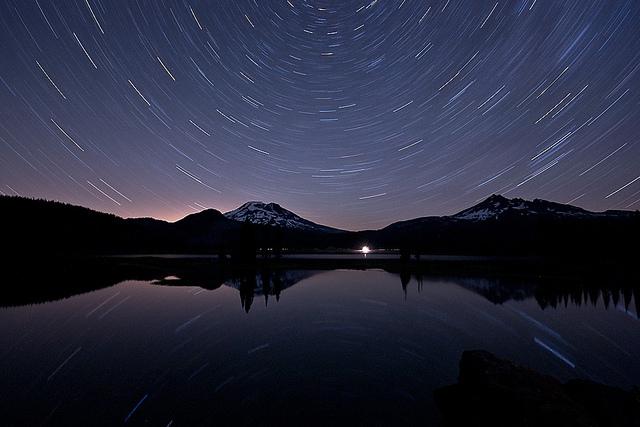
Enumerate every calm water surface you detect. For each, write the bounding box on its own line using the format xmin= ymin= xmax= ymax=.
xmin=1 ymin=269 xmax=638 ymax=425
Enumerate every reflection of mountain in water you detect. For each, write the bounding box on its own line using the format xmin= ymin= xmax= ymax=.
xmin=224 ymin=270 xmax=318 ymax=312
xmin=152 ymin=267 xmax=640 ymax=316
xmin=2 ymin=257 xmax=638 ymax=318
xmin=395 ymin=271 xmax=538 ymax=304
xmin=447 ymin=276 xmax=537 ymax=304
xmin=400 ymin=272 xmax=638 ymax=316
xmin=152 ymin=268 xmax=320 ymax=313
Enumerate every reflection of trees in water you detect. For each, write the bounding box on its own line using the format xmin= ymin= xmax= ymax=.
xmin=397 ymin=269 xmax=639 ymax=317
xmin=232 ymin=269 xmax=638 ymax=316
xmin=3 ymin=258 xmax=637 ymax=319
xmin=535 ymin=284 xmax=639 ymax=313
xmin=227 ymin=270 xmax=317 ymax=313
xmin=235 ymin=273 xmax=256 ymax=313
xmin=145 ymin=268 xmax=319 ymax=313
xmin=0 ymin=257 xmax=319 ymax=310
xmin=400 ymin=270 xmax=424 ymax=298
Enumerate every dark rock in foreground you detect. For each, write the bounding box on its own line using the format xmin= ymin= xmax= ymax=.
xmin=435 ymin=350 xmax=640 ymax=427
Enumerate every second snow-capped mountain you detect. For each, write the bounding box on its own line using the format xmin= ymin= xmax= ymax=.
xmin=452 ymin=194 xmax=632 ymax=221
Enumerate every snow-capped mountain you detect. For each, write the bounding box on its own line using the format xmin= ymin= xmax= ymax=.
xmin=224 ymin=201 xmax=341 ymax=232
xmin=453 ymin=194 xmax=632 ymax=221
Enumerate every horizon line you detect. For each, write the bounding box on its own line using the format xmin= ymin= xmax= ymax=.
xmin=2 ymin=193 xmax=636 ymax=233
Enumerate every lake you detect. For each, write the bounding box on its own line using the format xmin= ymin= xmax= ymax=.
xmin=1 ymin=264 xmax=638 ymax=425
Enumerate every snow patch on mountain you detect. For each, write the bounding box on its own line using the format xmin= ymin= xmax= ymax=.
xmin=454 ymin=196 xmax=531 ymax=220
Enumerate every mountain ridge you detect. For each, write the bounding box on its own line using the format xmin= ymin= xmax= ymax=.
xmin=2 ymin=194 xmax=637 ymax=257
xmin=452 ymin=194 xmax=634 ymax=221
xmin=382 ymin=194 xmax=637 ymax=231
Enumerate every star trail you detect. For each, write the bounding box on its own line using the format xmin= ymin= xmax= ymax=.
xmin=1 ymin=0 xmax=639 ymax=230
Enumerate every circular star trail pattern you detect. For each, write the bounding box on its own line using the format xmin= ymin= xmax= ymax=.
xmin=1 ymin=0 xmax=639 ymax=230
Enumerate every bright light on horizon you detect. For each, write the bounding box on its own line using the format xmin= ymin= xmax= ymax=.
xmin=361 ymin=246 xmax=370 ymax=254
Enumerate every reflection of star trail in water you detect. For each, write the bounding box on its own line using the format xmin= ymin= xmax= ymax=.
xmin=534 ymin=337 xmax=576 ymax=368
xmin=1 ymin=1 xmax=639 ymax=229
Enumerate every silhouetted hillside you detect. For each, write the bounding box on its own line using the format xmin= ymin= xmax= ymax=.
xmin=0 ymin=196 xmax=347 ymax=256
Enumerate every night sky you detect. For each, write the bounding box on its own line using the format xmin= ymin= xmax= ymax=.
xmin=1 ymin=0 xmax=639 ymax=230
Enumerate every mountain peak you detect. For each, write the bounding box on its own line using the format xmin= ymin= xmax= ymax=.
xmin=453 ymin=194 xmax=597 ymax=221
xmin=224 ymin=201 xmax=341 ymax=232
xmin=484 ymin=194 xmax=509 ymax=204
xmin=236 ymin=201 xmax=286 ymax=211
